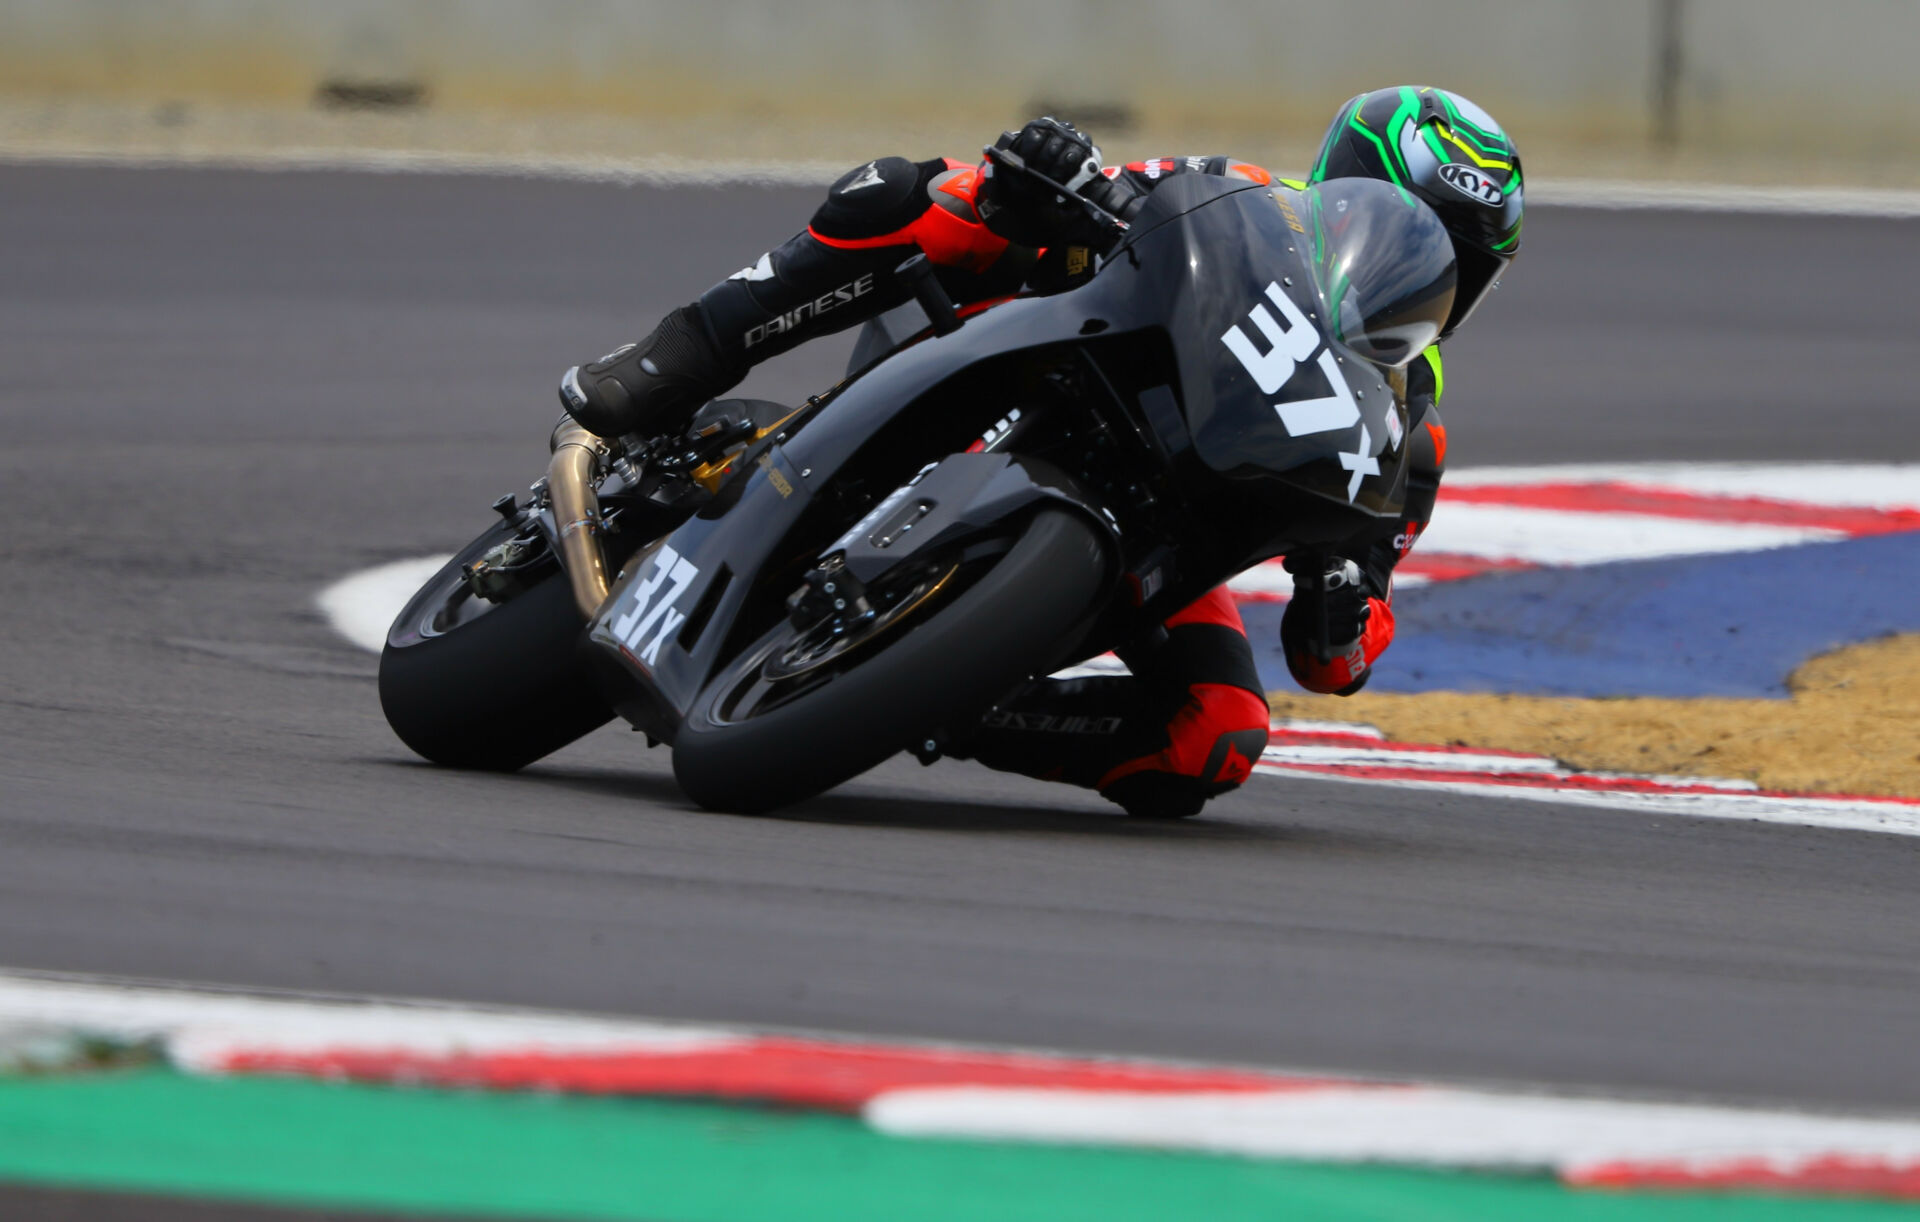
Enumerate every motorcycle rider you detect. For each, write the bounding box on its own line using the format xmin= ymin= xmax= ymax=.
xmin=559 ymin=86 xmax=1524 ymax=817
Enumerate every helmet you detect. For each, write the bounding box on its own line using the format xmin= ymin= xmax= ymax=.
xmin=1310 ymin=86 xmax=1522 ymax=339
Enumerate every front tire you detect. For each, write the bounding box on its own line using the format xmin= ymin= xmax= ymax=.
xmin=672 ymin=508 xmax=1110 ymax=813
xmin=379 ymin=522 xmax=613 ymax=771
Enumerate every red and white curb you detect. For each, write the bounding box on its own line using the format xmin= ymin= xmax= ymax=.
xmin=1228 ymin=461 xmax=1920 ymax=603
xmin=1258 ymin=720 xmax=1920 ymax=838
xmin=4 ymin=969 xmax=1919 ymax=1200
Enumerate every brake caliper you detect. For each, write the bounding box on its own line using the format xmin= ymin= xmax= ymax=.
xmin=787 ymin=554 xmax=873 ymax=633
xmin=463 ymin=534 xmax=548 ymax=603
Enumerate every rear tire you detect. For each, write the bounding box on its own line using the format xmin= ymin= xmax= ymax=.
xmin=672 ymin=508 xmax=1109 ymax=813
xmin=379 ymin=523 xmax=613 ymax=772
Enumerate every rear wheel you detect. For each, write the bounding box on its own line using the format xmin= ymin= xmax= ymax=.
xmin=379 ymin=521 xmax=613 ymax=771
xmin=672 ymin=508 xmax=1110 ymax=813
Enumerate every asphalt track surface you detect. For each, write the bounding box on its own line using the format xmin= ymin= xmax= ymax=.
xmin=3 ymin=164 xmax=1919 ymax=1134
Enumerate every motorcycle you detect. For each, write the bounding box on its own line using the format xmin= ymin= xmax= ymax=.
xmin=378 ymin=165 xmax=1458 ymax=813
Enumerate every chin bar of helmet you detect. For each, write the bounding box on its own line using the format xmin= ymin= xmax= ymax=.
xmin=981 ymin=146 xmax=1130 ymax=241
xmin=547 ymin=417 xmax=614 ymax=620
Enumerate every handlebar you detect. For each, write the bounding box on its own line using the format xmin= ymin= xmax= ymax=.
xmin=895 ymin=253 xmax=961 ymax=336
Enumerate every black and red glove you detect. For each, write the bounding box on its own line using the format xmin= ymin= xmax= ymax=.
xmin=1280 ymin=557 xmax=1380 ymax=695
xmin=977 ymin=117 xmax=1121 ymax=247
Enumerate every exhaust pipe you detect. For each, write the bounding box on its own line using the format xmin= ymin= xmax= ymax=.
xmin=547 ymin=417 xmax=613 ymax=620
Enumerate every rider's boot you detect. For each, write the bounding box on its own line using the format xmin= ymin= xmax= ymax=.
xmin=558 ymin=304 xmax=744 ymax=440
xmin=943 ymin=586 xmax=1273 ymax=819
xmin=941 ymin=673 xmax=1270 ymax=818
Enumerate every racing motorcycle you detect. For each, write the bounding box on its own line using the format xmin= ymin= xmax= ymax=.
xmin=378 ymin=165 xmax=1458 ymax=813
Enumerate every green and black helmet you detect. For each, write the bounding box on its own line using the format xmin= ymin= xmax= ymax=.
xmin=1311 ymin=86 xmax=1522 ymax=339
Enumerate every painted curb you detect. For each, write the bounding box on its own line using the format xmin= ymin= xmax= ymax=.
xmin=3 ymin=970 xmax=1917 ymax=1201
xmin=1256 ymin=720 xmax=1920 ymax=838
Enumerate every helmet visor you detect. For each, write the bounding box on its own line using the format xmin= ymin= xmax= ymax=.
xmin=1298 ymin=179 xmax=1458 ymax=367
xmin=1442 ymin=241 xmax=1512 ymax=337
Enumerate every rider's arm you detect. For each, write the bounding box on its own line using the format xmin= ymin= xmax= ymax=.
xmin=1095 ymin=155 xmax=1280 ymax=216
xmin=1281 ymin=347 xmax=1447 ymax=695
xmin=701 ymin=155 xmax=1030 ymax=370
xmin=558 ymin=126 xmax=1254 ymax=441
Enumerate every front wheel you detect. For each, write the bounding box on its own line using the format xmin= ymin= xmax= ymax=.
xmin=379 ymin=520 xmax=613 ymax=771
xmin=672 ymin=508 xmax=1110 ymax=813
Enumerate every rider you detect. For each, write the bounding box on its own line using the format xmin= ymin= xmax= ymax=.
xmin=559 ymin=86 xmax=1524 ymax=817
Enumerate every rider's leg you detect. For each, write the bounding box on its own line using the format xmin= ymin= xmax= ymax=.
xmin=559 ymin=156 xmax=1021 ymax=440
xmin=952 ymin=586 xmax=1272 ymax=817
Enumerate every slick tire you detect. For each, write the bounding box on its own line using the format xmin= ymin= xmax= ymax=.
xmin=672 ymin=508 xmax=1109 ymax=813
xmin=379 ymin=526 xmax=612 ymax=772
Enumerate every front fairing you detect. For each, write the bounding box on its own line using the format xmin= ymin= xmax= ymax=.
xmin=1078 ymin=175 xmax=1409 ymax=520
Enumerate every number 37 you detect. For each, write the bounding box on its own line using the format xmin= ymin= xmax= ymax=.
xmin=1220 ymin=282 xmax=1360 ymax=437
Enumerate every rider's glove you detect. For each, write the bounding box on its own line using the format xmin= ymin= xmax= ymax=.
xmin=977 ymin=117 xmax=1117 ymax=248
xmin=1286 ymin=557 xmax=1372 ymax=646
xmin=1279 ymin=557 xmax=1375 ymax=695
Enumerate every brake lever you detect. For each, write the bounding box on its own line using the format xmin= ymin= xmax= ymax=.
xmin=981 ymin=146 xmax=1130 ymax=240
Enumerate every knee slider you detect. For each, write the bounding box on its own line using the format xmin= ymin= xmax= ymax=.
xmin=1102 ymin=773 xmax=1213 ymax=820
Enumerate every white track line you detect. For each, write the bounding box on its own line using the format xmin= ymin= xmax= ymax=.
xmin=1258 ymin=759 xmax=1920 ymax=837
xmin=867 ymin=1085 xmax=1920 ymax=1176
xmin=7 ymin=146 xmax=1920 ymax=218
xmin=0 ymin=971 xmax=743 ymax=1075
xmin=0 ymin=146 xmax=849 ymax=188
xmin=1418 ymin=503 xmax=1833 ymax=565
xmin=1447 ymin=463 xmax=1920 ymax=509
xmin=315 ymin=554 xmax=450 ymax=653
xmin=1528 ymin=178 xmax=1920 ymax=219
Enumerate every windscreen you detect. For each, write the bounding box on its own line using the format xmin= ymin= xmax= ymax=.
xmin=1294 ymin=179 xmax=1457 ymax=368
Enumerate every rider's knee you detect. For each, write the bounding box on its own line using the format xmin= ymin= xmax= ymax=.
xmin=810 ymin=157 xmax=935 ymax=241
xmin=1176 ymin=684 xmax=1272 ymax=788
xmin=1098 ymin=683 xmax=1271 ymax=806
